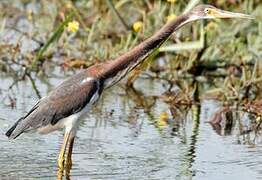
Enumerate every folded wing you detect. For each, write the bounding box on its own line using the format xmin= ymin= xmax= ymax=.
xmin=6 ymin=73 xmax=100 ymax=139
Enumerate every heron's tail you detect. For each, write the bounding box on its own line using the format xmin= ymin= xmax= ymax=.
xmin=6 ymin=101 xmax=41 ymax=139
xmin=5 ymin=118 xmax=24 ymax=139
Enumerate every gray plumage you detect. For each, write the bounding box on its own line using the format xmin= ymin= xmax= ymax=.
xmin=6 ymin=71 xmax=100 ymax=139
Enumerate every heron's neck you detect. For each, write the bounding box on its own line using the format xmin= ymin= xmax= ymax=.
xmin=101 ymin=14 xmax=190 ymax=88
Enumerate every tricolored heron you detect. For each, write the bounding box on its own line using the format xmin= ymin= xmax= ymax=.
xmin=5 ymin=4 xmax=253 ymax=177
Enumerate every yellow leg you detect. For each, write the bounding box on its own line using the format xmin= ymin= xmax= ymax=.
xmin=57 ymin=132 xmax=70 ymax=180
xmin=65 ymin=136 xmax=75 ymax=179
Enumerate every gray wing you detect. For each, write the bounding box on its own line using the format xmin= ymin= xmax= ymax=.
xmin=6 ymin=74 xmax=100 ymax=139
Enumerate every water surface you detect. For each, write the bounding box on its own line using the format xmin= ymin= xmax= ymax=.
xmin=0 ymin=75 xmax=261 ymax=180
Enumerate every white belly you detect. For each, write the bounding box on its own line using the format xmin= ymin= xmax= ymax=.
xmin=37 ymin=91 xmax=99 ymax=134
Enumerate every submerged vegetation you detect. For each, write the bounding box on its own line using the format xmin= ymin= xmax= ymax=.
xmin=0 ymin=0 xmax=261 ymax=141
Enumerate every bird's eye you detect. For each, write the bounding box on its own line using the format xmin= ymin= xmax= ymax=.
xmin=204 ymin=8 xmax=210 ymax=14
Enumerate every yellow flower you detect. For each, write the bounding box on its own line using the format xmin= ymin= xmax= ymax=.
xmin=27 ymin=9 xmax=33 ymax=21
xmin=166 ymin=14 xmax=177 ymax=22
xmin=167 ymin=0 xmax=177 ymax=3
xmin=67 ymin=21 xmax=79 ymax=33
xmin=156 ymin=112 xmax=169 ymax=128
xmin=132 ymin=21 xmax=143 ymax=32
xmin=160 ymin=112 xmax=169 ymax=120
xmin=65 ymin=2 xmax=72 ymax=9
xmin=157 ymin=120 xmax=167 ymax=127
xmin=256 ymin=116 xmax=261 ymax=123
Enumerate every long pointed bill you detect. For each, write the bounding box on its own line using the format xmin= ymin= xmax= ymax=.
xmin=211 ymin=9 xmax=254 ymax=19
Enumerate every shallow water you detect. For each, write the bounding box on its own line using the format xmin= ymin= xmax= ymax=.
xmin=0 ymin=74 xmax=261 ymax=180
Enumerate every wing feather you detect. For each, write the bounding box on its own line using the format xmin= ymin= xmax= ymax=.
xmin=6 ymin=73 xmax=100 ymax=139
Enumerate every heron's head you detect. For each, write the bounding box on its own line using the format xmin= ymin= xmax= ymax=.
xmin=188 ymin=4 xmax=254 ymax=21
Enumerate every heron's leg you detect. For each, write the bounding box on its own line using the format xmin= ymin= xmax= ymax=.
xmin=57 ymin=132 xmax=70 ymax=179
xmin=65 ymin=135 xmax=75 ymax=178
